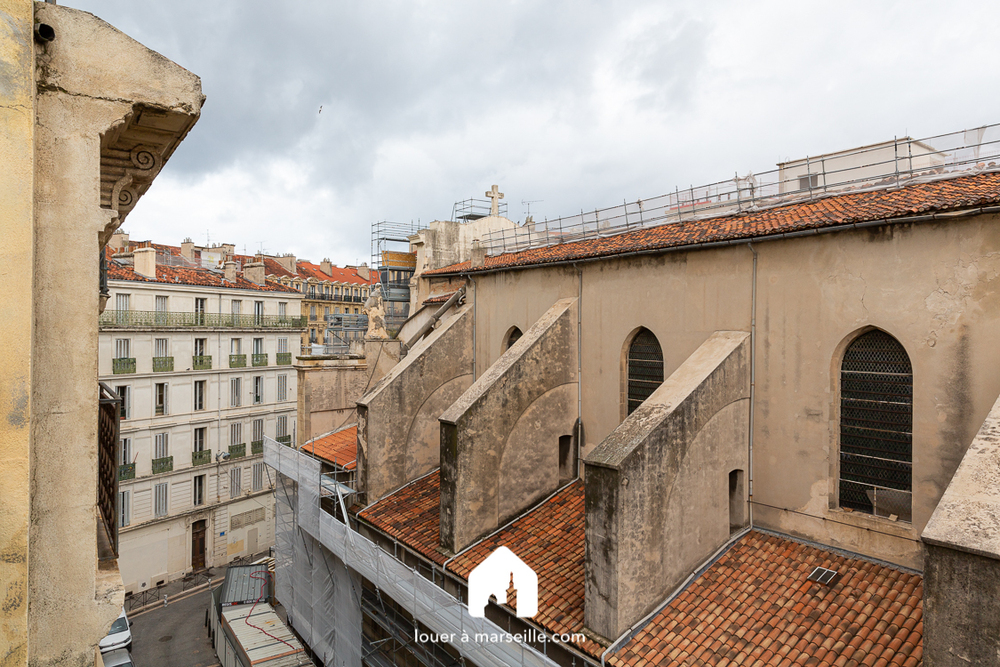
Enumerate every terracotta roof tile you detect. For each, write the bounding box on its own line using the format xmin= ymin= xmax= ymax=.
xmin=426 ymin=171 xmax=1000 ymax=275
xmin=106 ymin=256 xmax=300 ymax=293
xmin=358 ymin=470 xmax=447 ymax=565
xmin=301 ymin=425 xmax=357 ymax=470
xmin=607 ymin=532 xmax=923 ymax=667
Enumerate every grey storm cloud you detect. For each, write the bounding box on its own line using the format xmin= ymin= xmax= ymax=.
xmin=66 ymin=0 xmax=1000 ymax=263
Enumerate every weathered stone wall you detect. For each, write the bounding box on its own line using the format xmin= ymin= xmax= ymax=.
xmin=439 ymin=298 xmax=579 ymax=553
xmin=357 ymin=305 xmax=473 ymax=503
xmin=922 ymin=391 xmax=1000 ymax=665
xmin=0 ymin=1 xmax=35 ymax=660
xmin=584 ymin=332 xmax=750 ymax=640
xmin=24 ymin=4 xmax=202 ymax=665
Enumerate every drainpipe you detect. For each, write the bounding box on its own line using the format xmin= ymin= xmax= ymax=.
xmin=576 ymin=265 xmax=583 ymax=477
xmin=746 ymin=243 xmax=757 ymax=528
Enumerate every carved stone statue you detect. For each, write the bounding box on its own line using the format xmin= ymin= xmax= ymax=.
xmin=364 ymin=288 xmax=390 ymax=339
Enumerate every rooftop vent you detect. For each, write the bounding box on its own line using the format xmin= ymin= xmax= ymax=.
xmin=807 ymin=566 xmax=841 ymax=586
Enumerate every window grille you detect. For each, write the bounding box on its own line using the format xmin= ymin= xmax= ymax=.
xmin=277 ymin=374 xmax=288 ymax=402
xmin=839 ymin=330 xmax=913 ymax=521
xmin=627 ymin=328 xmax=664 ymax=415
xmin=231 ymin=506 xmax=265 ymax=530
xmin=230 ymin=468 xmax=242 ymax=499
xmin=154 ymin=483 xmax=168 ymax=517
xmin=154 ymin=433 xmax=169 ymax=459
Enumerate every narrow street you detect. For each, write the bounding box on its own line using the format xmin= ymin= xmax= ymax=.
xmin=130 ymin=587 xmax=219 ymax=667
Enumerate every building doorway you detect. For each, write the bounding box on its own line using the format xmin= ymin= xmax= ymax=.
xmin=191 ymin=519 xmax=206 ymax=571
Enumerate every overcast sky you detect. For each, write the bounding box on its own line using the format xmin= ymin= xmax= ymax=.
xmin=72 ymin=0 xmax=1000 ymax=267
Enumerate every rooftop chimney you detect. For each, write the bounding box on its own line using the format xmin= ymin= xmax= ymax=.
xmin=181 ymin=238 xmax=194 ymax=260
xmin=109 ymin=230 xmax=130 ymax=252
xmin=320 ymin=258 xmax=333 ymax=276
xmin=276 ymin=253 xmax=297 ymax=273
xmin=224 ymin=260 xmax=238 ymax=282
xmin=133 ymin=246 xmax=156 ymax=278
xmin=470 ymin=240 xmax=485 ymax=269
xmin=357 ymin=263 xmax=370 ymax=281
xmin=244 ymin=258 xmax=266 ymax=286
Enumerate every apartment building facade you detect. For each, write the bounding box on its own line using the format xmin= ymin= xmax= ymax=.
xmin=99 ymin=242 xmax=304 ymax=592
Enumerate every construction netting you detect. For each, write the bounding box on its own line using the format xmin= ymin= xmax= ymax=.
xmin=265 ymin=437 xmax=560 ymax=667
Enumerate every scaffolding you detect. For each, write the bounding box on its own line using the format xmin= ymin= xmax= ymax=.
xmin=479 ymin=124 xmax=1000 ymax=256
xmin=371 ymin=220 xmax=418 ymax=335
xmin=265 ymin=438 xmax=560 ymax=667
xmin=452 ymin=197 xmax=507 ymax=222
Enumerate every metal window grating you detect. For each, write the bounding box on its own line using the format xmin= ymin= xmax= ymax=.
xmin=839 ymin=330 xmax=912 ymax=521
xmin=627 ymin=329 xmax=664 ymax=415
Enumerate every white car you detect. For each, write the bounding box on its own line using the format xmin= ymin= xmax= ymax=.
xmin=102 ymin=648 xmax=135 ymax=667
xmin=98 ymin=607 xmax=133 ymax=654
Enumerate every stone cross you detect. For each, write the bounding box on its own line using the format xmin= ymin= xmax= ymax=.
xmin=485 ymin=184 xmax=504 ymax=216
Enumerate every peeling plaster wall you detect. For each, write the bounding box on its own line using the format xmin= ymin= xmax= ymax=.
xmin=0 ymin=1 xmax=35 ymax=662
xmin=25 ymin=4 xmax=203 ymax=665
xmin=357 ymin=305 xmax=473 ymax=503
xmin=439 ymin=298 xmax=579 ymax=553
xmin=584 ymin=332 xmax=750 ymax=640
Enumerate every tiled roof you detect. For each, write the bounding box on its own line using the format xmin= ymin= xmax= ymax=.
xmin=302 ymin=426 xmax=358 ymax=470
xmin=263 ymin=257 xmax=378 ymax=286
xmin=423 ymin=291 xmax=457 ymax=305
xmin=106 ymin=255 xmax=300 ymax=293
xmin=426 ymin=171 xmax=1000 ymax=275
xmin=358 ymin=470 xmax=447 ymax=565
xmin=608 ymin=530 xmax=923 ymax=667
xmin=358 ymin=473 xmax=924 ymax=665
xmin=446 ymin=482 xmax=602 ymax=656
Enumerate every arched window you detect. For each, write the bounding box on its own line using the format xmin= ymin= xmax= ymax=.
xmin=626 ymin=328 xmax=664 ymax=415
xmin=839 ymin=330 xmax=912 ymax=521
xmin=504 ymin=327 xmax=523 ymax=351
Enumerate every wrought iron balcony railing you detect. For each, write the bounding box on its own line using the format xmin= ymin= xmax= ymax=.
xmin=152 ymin=456 xmax=173 ymax=475
xmin=112 ymin=358 xmax=136 ymax=374
xmin=192 ymin=355 xmax=212 ymax=370
xmin=192 ymin=449 xmax=212 ymax=466
xmin=277 ymin=435 xmax=292 ymax=446
xmin=276 ymin=352 xmax=292 ymax=365
xmin=118 ymin=463 xmax=135 ymax=481
xmin=99 ymin=310 xmax=307 ymax=329
xmin=251 ymin=440 xmax=264 ymax=455
xmin=152 ymin=356 xmax=174 ymax=373
xmin=229 ymin=354 xmax=247 ymax=368
xmin=252 ymin=353 xmax=268 ymax=367
xmin=229 ymin=443 xmax=246 ymax=459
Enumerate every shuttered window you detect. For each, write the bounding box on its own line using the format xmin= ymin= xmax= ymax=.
xmin=627 ymin=328 xmax=664 ymax=415
xmin=839 ymin=330 xmax=912 ymax=521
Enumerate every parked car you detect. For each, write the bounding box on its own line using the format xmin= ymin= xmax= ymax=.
xmin=98 ymin=607 xmax=132 ymax=654
xmin=102 ymin=648 xmax=135 ymax=667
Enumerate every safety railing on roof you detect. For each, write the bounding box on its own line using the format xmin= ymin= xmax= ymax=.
xmin=479 ymin=124 xmax=1000 ymax=257
xmin=99 ymin=310 xmax=307 ymax=329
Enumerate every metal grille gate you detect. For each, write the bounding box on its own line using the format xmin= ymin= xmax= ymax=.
xmin=627 ymin=329 xmax=664 ymax=415
xmin=839 ymin=330 xmax=913 ymax=521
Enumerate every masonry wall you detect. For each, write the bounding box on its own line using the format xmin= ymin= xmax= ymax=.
xmin=444 ymin=212 xmax=1000 ymax=571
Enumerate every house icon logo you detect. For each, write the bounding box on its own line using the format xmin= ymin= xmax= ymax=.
xmin=468 ymin=546 xmax=538 ymax=618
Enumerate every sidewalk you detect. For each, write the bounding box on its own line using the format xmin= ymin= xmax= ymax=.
xmin=126 ymin=550 xmax=272 ymax=617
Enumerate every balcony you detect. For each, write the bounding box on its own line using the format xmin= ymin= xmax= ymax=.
xmin=229 ymin=443 xmax=246 ymax=459
xmin=252 ymin=353 xmax=268 ymax=367
xmin=192 ymin=449 xmax=212 ymax=466
xmin=251 ymin=440 xmax=264 ymax=455
xmin=192 ymin=355 xmax=212 ymax=370
xmin=98 ymin=383 xmax=121 ymax=560
xmin=99 ymin=310 xmax=307 ymax=329
xmin=152 ymin=456 xmax=173 ymax=475
xmin=113 ymin=357 xmax=136 ymax=374
xmin=152 ymin=356 xmax=174 ymax=372
xmin=277 ymin=435 xmax=292 ymax=446
xmin=118 ymin=463 xmax=135 ymax=481
xmin=276 ymin=352 xmax=292 ymax=365
xmin=229 ymin=354 xmax=247 ymax=368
